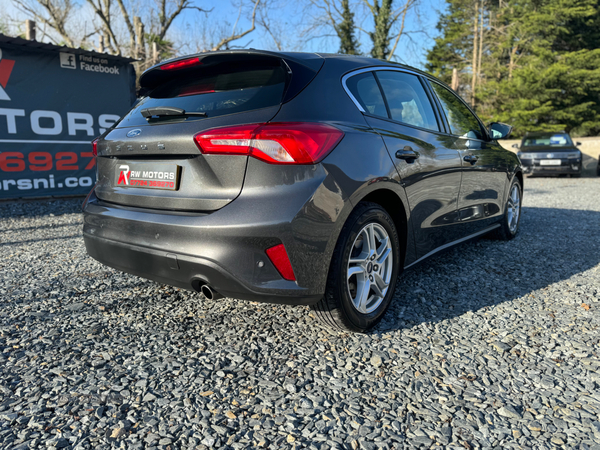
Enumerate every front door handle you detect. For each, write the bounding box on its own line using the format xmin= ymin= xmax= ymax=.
xmin=464 ymin=154 xmax=479 ymax=165
xmin=395 ymin=146 xmax=419 ymax=163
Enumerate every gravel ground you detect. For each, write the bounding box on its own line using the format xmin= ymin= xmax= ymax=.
xmin=1 ymin=177 xmax=600 ymax=450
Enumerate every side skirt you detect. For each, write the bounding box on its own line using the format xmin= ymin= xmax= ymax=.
xmin=404 ymin=224 xmax=501 ymax=270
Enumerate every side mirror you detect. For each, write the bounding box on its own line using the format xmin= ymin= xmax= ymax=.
xmin=576 ymin=141 xmax=582 ymax=146
xmin=512 ymin=143 xmax=520 ymax=149
xmin=489 ymin=122 xmax=513 ymax=140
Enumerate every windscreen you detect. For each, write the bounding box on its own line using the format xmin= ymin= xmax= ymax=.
xmin=522 ymin=134 xmax=573 ymax=147
xmin=117 ymin=60 xmax=287 ymax=128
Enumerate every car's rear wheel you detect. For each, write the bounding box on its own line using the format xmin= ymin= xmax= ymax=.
xmin=494 ymin=178 xmax=522 ymax=240
xmin=311 ymin=202 xmax=400 ymax=332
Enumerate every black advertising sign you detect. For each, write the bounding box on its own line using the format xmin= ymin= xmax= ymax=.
xmin=0 ymin=41 xmax=135 ymax=199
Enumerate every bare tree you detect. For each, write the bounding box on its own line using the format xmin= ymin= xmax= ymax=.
xmin=11 ymin=0 xmax=97 ymax=47
xmin=10 ymin=0 xmax=269 ymax=82
xmin=308 ymin=0 xmax=420 ymax=60
xmin=257 ymin=0 xmax=288 ymax=51
xmin=383 ymin=0 xmax=418 ymax=60
xmin=307 ymin=0 xmax=356 ymax=53
xmin=85 ymin=0 xmax=121 ymax=54
xmin=0 ymin=14 xmax=11 ymax=35
xmin=210 ymin=0 xmax=261 ymax=50
xmin=84 ymin=0 xmax=210 ymax=59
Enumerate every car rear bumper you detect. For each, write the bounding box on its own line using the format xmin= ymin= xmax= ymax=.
xmin=84 ymin=231 xmax=321 ymax=305
xmin=82 ymin=160 xmax=348 ymax=305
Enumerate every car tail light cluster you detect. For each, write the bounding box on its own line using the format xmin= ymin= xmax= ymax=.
xmin=194 ymin=122 xmax=344 ymax=164
xmin=92 ymin=138 xmax=98 ymax=157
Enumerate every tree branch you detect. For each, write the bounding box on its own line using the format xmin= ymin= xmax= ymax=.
xmin=114 ymin=0 xmax=135 ymax=48
xmin=85 ymin=0 xmax=120 ymax=54
xmin=387 ymin=0 xmax=414 ymax=59
xmin=13 ymin=0 xmax=75 ymax=46
xmin=211 ymin=0 xmax=261 ymax=51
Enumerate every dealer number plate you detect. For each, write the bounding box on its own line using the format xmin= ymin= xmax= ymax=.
xmin=540 ymin=159 xmax=561 ymax=166
xmin=115 ymin=164 xmax=180 ymax=190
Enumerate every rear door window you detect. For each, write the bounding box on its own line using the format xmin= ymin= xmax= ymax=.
xmin=375 ymin=71 xmax=439 ymax=132
xmin=345 ymin=72 xmax=388 ymax=118
xmin=118 ymin=61 xmax=287 ymax=128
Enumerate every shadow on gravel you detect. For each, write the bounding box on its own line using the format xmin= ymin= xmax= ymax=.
xmin=380 ymin=206 xmax=600 ymax=332
xmin=0 ymin=222 xmax=80 ymax=234
xmin=0 ymin=234 xmax=81 ymax=246
xmin=0 ymin=198 xmax=83 ymax=219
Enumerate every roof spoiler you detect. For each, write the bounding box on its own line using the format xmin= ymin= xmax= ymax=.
xmin=139 ymin=50 xmax=325 ymax=104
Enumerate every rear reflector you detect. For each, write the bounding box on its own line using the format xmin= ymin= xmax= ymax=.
xmin=160 ymin=57 xmax=202 ymax=71
xmin=92 ymin=138 xmax=98 ymax=157
xmin=194 ymin=122 xmax=344 ymax=164
xmin=265 ymin=244 xmax=296 ymax=281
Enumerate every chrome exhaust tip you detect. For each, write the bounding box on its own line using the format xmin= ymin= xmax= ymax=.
xmin=200 ymin=284 xmax=224 ymax=300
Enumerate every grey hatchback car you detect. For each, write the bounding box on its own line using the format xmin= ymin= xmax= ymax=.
xmin=83 ymin=50 xmax=522 ymax=332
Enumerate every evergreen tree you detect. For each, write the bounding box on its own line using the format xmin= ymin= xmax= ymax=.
xmin=335 ymin=0 xmax=361 ymax=54
xmin=425 ymin=0 xmax=474 ymax=88
xmin=369 ymin=0 xmax=394 ymax=59
xmin=426 ymin=0 xmax=600 ymax=136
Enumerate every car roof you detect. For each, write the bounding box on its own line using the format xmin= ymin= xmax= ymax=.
xmin=147 ymin=49 xmax=431 ymax=79
xmin=139 ymin=49 xmax=457 ymax=102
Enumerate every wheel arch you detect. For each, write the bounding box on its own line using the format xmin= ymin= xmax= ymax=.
xmin=357 ymin=188 xmax=408 ymax=269
xmin=503 ymin=168 xmax=523 ymax=206
xmin=515 ymin=170 xmax=524 ymax=190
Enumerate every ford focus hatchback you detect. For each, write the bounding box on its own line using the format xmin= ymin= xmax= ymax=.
xmin=83 ymin=50 xmax=522 ymax=332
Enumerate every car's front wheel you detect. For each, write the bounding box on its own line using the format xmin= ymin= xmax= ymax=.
xmin=311 ymin=202 xmax=401 ymax=332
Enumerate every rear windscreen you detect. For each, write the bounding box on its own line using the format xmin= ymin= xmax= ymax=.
xmin=117 ymin=61 xmax=287 ymax=128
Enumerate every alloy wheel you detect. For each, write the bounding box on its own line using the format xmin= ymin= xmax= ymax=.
xmin=346 ymin=223 xmax=394 ymax=314
xmin=507 ymin=183 xmax=521 ymax=233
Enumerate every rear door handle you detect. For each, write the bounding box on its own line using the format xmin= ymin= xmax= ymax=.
xmin=464 ymin=154 xmax=479 ymax=164
xmin=395 ymin=146 xmax=419 ymax=163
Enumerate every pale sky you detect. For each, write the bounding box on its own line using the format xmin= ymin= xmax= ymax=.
xmin=0 ymin=0 xmax=445 ymax=68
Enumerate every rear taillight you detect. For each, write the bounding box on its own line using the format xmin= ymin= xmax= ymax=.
xmin=265 ymin=244 xmax=296 ymax=281
xmin=92 ymin=138 xmax=98 ymax=157
xmin=194 ymin=122 xmax=344 ymax=164
xmin=160 ymin=57 xmax=202 ymax=71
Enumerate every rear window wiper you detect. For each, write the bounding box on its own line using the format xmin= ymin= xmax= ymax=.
xmin=140 ymin=106 xmax=207 ymax=120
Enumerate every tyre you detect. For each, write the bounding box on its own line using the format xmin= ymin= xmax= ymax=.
xmin=311 ymin=202 xmax=401 ymax=332
xmin=494 ymin=178 xmax=522 ymax=240
xmin=570 ymin=173 xmax=581 ymax=178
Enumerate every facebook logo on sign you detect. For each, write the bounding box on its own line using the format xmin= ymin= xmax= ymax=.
xmin=59 ymin=52 xmax=76 ymax=70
